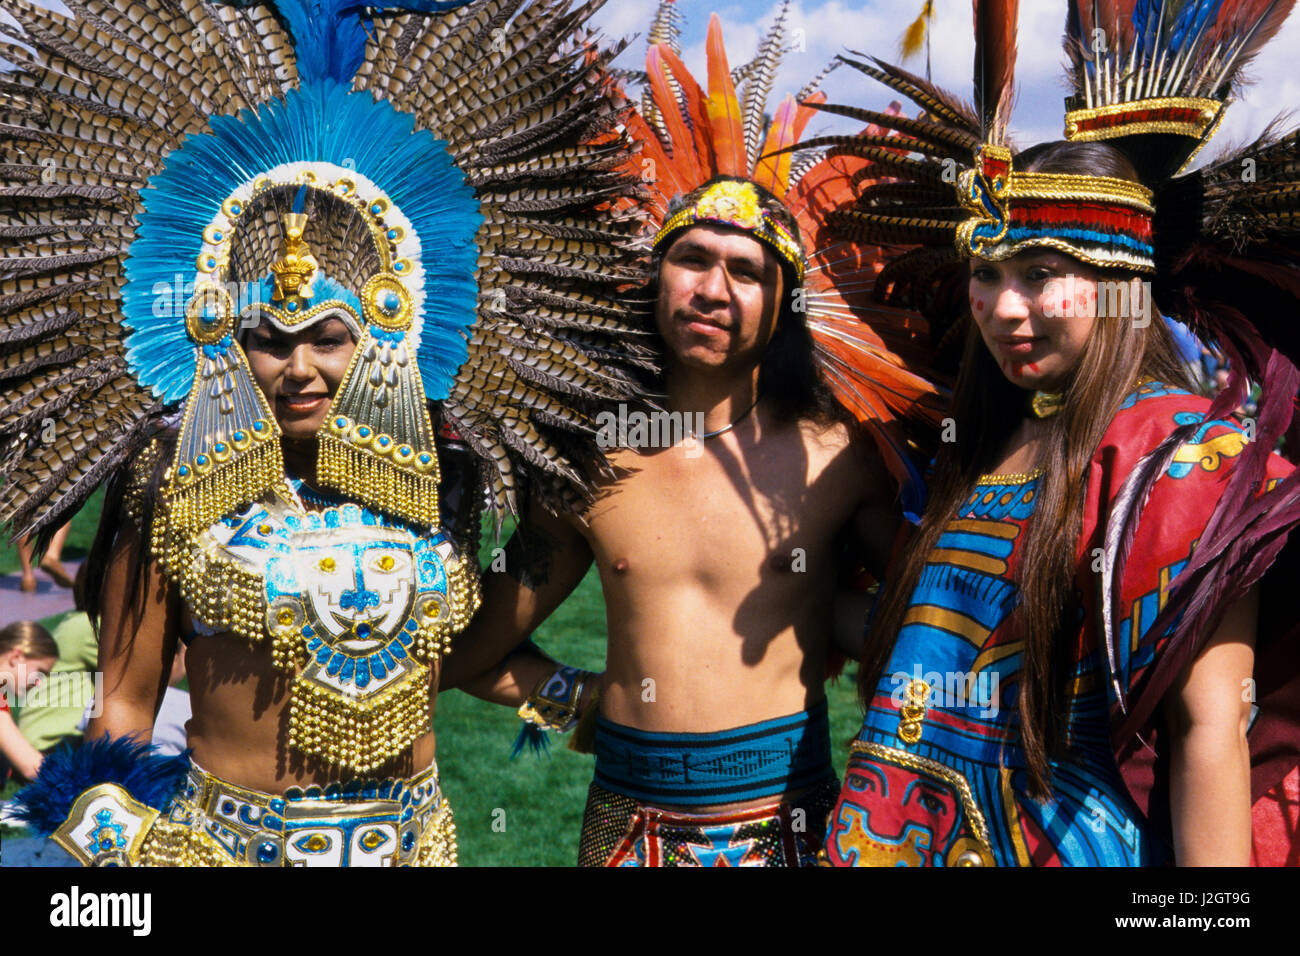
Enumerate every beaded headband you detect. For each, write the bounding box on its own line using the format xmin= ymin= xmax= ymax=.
xmin=653 ymin=179 xmax=806 ymax=283
xmin=956 ymin=144 xmax=1156 ymax=274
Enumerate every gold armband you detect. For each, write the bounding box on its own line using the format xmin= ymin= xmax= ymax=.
xmin=517 ymin=665 xmax=595 ymax=734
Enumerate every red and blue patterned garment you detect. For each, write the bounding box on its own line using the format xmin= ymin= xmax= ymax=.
xmin=823 ymin=382 xmax=1296 ymax=866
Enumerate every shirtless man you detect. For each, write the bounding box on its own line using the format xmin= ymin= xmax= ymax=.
xmin=442 ymin=177 xmax=899 ymax=866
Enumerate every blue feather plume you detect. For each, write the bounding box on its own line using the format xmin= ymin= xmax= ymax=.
xmin=123 ymin=80 xmax=482 ymax=404
xmin=218 ymin=1 xmax=476 ymax=84
xmin=1170 ymin=0 xmax=1224 ymax=52
xmin=12 ymin=737 xmax=191 ymax=837
xmin=1132 ymin=0 xmax=1157 ymax=57
xmin=510 ymin=723 xmax=552 ymax=760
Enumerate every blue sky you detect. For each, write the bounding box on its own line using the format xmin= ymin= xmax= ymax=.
xmin=20 ymin=0 xmax=1300 ymax=163
xmin=591 ymin=0 xmax=1300 ymax=162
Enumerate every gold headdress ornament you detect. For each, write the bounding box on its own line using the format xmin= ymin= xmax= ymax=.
xmin=270 ymin=212 xmax=319 ymax=302
xmin=654 ymin=179 xmax=806 ymax=282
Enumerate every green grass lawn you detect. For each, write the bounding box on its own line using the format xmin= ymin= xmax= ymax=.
xmin=2 ymin=500 xmax=864 ymax=866
xmin=0 ymin=486 xmax=105 ymax=576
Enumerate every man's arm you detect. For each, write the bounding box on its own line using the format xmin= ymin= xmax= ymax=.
xmin=830 ymin=587 xmax=879 ymax=661
xmin=439 ymin=501 xmax=595 ymax=707
xmin=848 ymin=434 xmax=904 ymax=582
xmin=830 ymin=433 xmax=903 ymax=660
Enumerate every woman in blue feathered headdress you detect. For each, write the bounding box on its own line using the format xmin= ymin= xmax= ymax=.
xmin=3 ymin=0 xmax=651 ymax=866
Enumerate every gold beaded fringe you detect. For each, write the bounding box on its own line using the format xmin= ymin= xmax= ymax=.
xmin=164 ymin=438 xmax=284 ymax=536
xmin=154 ymin=514 xmax=266 ymax=646
xmin=417 ymin=803 xmax=458 ymax=867
xmin=139 ymin=821 xmax=237 ymax=867
xmin=317 ymin=432 xmax=439 ymax=528
xmin=410 ymin=556 xmax=482 ymax=663
xmin=288 ymin=665 xmax=430 ymax=772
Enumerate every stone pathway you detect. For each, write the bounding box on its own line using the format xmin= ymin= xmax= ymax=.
xmin=0 ymin=559 xmax=82 ymax=624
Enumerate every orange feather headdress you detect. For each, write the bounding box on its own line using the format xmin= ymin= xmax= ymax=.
xmin=625 ymin=3 xmax=946 ymax=515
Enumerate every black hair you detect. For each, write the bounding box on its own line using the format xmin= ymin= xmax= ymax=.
xmin=650 ymin=175 xmax=847 ymax=426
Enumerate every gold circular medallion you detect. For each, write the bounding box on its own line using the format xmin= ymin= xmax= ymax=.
xmin=945 ymin=837 xmax=995 ymax=868
xmin=184 ymin=282 xmax=235 ymax=344
xmin=361 ymin=273 xmax=413 ymax=331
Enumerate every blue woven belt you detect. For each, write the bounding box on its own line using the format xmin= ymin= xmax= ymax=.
xmin=593 ymin=700 xmax=833 ymax=807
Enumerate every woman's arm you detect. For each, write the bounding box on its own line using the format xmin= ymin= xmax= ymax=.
xmin=0 ymin=709 xmax=44 ymax=781
xmin=84 ymin=521 xmax=182 ymax=743
xmin=1164 ymin=586 xmax=1258 ymax=866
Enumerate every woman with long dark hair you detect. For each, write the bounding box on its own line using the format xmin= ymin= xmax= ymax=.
xmin=808 ymin=0 xmax=1300 ymax=868
xmin=819 ymin=139 xmax=1296 ymax=866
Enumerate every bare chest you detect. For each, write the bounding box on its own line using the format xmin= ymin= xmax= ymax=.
xmin=584 ymin=436 xmax=858 ymax=584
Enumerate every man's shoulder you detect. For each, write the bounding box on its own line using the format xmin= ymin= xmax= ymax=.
xmin=797 ymin=415 xmax=894 ymax=502
xmin=793 ymin=414 xmax=867 ymax=466
xmin=797 ymin=413 xmax=853 ymax=445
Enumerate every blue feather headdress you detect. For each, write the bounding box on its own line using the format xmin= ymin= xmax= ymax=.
xmin=0 ymin=0 xmax=654 ymax=550
xmin=119 ymin=1 xmax=482 ymax=532
xmin=123 ymin=79 xmax=480 ymax=406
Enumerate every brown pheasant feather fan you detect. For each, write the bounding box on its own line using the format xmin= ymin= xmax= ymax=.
xmin=356 ymin=0 xmax=651 ymax=520
xmin=0 ymin=1 xmax=294 ymax=548
xmin=0 ymin=0 xmax=654 ymax=552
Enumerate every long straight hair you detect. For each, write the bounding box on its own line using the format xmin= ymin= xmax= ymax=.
xmin=858 ymin=142 xmax=1195 ymax=798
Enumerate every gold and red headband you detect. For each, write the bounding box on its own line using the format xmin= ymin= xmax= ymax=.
xmin=653 ymin=179 xmax=806 ymax=283
xmin=956 ymin=145 xmax=1156 ymax=274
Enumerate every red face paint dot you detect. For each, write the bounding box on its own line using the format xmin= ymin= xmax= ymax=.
xmin=976 ymin=299 xmax=985 ymax=312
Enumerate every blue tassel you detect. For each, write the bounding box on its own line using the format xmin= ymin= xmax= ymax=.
xmin=12 ymin=736 xmax=191 ymax=837
xmin=510 ymin=723 xmax=551 ymax=760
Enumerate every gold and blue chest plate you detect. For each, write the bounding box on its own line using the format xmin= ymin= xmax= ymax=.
xmin=157 ymin=495 xmax=479 ymax=773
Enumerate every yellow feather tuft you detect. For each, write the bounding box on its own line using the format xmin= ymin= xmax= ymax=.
xmin=899 ymin=0 xmax=932 ymax=62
